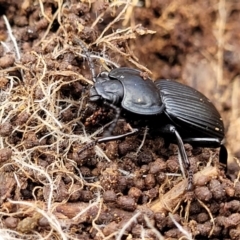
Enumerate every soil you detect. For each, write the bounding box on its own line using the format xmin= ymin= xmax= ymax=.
xmin=0 ymin=0 xmax=240 ymax=239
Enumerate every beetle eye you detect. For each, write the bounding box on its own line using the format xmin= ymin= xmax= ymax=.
xmin=96 ymin=71 xmax=110 ymax=83
xmin=99 ymin=72 xmax=109 ymax=78
xmin=89 ymin=94 xmax=101 ymax=101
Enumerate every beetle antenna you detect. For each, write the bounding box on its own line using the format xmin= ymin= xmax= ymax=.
xmin=74 ymin=38 xmax=97 ymax=82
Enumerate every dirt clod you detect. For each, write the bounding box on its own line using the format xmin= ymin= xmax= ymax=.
xmin=4 ymin=217 xmax=19 ymax=229
xmin=194 ymin=186 xmax=213 ymax=202
xmin=117 ymin=196 xmax=137 ymax=211
xmin=0 ymin=148 xmax=12 ymax=163
xmin=0 ymin=54 xmax=15 ymax=68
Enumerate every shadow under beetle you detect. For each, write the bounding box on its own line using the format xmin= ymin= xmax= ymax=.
xmin=75 ymin=39 xmax=227 ymax=190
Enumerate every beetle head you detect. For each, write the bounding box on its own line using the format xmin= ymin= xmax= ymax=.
xmin=89 ymin=72 xmax=124 ymax=104
xmin=74 ymin=39 xmax=124 ymax=104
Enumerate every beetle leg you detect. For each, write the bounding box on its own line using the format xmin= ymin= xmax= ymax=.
xmin=181 ymin=137 xmax=221 ymax=148
xmin=78 ymin=128 xmax=139 ymax=155
xmin=182 ymin=137 xmax=228 ymax=166
xmin=136 ymin=126 xmax=149 ymax=155
xmin=219 ymin=144 xmax=228 ymax=166
xmin=162 ymin=124 xmax=193 ymax=190
xmin=98 ymin=128 xmax=139 ymax=143
xmin=102 ymin=101 xmax=121 ymax=137
xmin=78 ymin=139 xmax=98 ymax=155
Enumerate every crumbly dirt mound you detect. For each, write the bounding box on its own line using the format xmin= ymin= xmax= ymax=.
xmin=0 ymin=0 xmax=240 ymax=239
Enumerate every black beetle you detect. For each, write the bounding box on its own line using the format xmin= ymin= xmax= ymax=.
xmin=76 ymin=39 xmax=227 ymax=190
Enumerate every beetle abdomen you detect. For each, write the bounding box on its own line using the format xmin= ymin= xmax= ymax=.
xmin=155 ymin=79 xmax=224 ymax=139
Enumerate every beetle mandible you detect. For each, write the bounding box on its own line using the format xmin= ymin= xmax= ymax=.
xmin=75 ymin=39 xmax=227 ymax=190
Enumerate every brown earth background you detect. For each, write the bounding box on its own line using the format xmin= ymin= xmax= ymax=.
xmin=0 ymin=0 xmax=240 ymax=239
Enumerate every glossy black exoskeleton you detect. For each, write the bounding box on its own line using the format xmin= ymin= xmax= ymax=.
xmin=76 ymin=39 xmax=227 ymax=190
